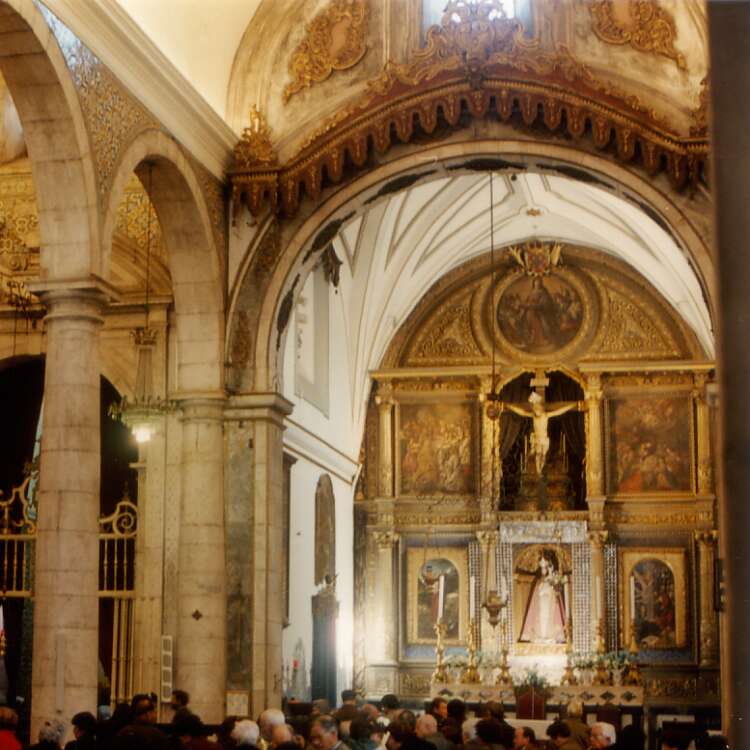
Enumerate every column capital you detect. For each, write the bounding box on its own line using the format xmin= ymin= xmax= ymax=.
xmin=587 ymin=530 xmax=609 ymax=547
xmin=476 ymin=529 xmax=498 ymax=548
xmin=176 ymin=396 xmax=226 ymax=423
xmin=29 ymin=275 xmax=120 ymax=323
xmin=694 ymin=529 xmax=718 ymax=546
xmin=224 ymin=392 xmax=294 ymax=425
xmin=373 ymin=530 xmax=399 ymax=549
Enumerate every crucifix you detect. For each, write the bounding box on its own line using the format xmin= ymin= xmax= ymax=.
xmin=492 ymin=371 xmax=584 ymax=475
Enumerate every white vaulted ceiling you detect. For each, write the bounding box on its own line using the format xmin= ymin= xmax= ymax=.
xmin=328 ymin=172 xmax=713 ymax=439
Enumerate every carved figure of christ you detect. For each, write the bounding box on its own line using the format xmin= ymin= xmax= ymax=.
xmin=500 ymin=391 xmax=584 ymax=474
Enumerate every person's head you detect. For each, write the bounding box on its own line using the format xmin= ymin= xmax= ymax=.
xmin=132 ymin=696 xmax=157 ymax=725
xmin=590 ymin=722 xmax=617 ymax=748
xmin=38 ymin=719 xmax=66 ymax=748
xmin=173 ymin=712 xmax=206 ymax=741
xmin=416 ymin=714 xmax=438 ymax=738
xmin=260 ymin=708 xmax=287 ymax=741
xmin=386 ymin=720 xmax=413 ymax=750
xmin=335 ymin=705 xmax=359 ymax=723
xmin=482 ymin=702 xmax=504 ymax=722
xmin=71 ymin=711 xmax=97 ymax=739
xmin=341 ymin=689 xmax=357 ymax=705
xmin=170 ymin=689 xmax=190 ymax=711
xmin=547 ymin=721 xmax=572 ymax=748
xmin=310 ymin=715 xmax=340 ymax=750
xmin=447 ymin=698 xmax=466 ymax=721
xmin=462 ymin=718 xmax=479 ymax=744
xmin=362 ymin=704 xmax=381 ymax=721
xmin=429 ymin=697 xmax=448 ymax=720
xmin=617 ymin=724 xmax=646 ymax=750
xmin=566 ymin=699 xmax=583 ymax=719
xmin=381 ymin=694 xmax=400 ymax=714
xmin=0 ymin=707 xmax=18 ymax=730
xmin=661 ymin=731 xmax=689 ymax=750
xmin=476 ymin=719 xmax=505 ymax=746
xmin=398 ymin=710 xmax=416 ymax=732
xmin=350 ymin=717 xmax=372 ymax=742
xmin=514 ymin=726 xmax=535 ymax=749
xmin=232 ymin=719 xmax=261 ymax=747
xmin=271 ymin=724 xmax=294 ymax=748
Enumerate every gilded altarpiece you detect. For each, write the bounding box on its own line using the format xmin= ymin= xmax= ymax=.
xmin=355 ymin=243 xmax=717 ymax=705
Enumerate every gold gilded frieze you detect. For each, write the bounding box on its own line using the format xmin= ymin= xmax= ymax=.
xmin=230 ymin=0 xmax=708 ymax=218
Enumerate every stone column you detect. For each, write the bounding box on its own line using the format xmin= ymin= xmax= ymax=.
xmin=695 ymin=531 xmax=719 ymax=667
xmin=175 ymin=397 xmax=226 ymax=723
xmin=375 ymin=383 xmax=394 ymax=497
xmin=225 ymin=393 xmax=293 ymax=718
xmin=708 ymin=4 xmax=750 ymax=740
xmin=29 ymin=281 xmax=109 ymax=735
xmin=588 ymin=531 xmax=607 ymax=650
xmin=694 ymin=374 xmax=714 ymax=496
xmin=373 ymin=531 xmax=399 ymax=666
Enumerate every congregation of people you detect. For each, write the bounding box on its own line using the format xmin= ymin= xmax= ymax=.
xmin=0 ymin=691 xmax=729 ymax=750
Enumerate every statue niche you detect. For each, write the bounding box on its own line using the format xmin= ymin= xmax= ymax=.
xmin=496 ymin=371 xmax=586 ymax=511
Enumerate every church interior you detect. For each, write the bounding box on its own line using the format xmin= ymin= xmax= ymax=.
xmin=0 ymin=0 xmax=746 ymax=747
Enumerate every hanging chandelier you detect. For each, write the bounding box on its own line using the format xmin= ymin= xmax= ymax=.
xmin=109 ymin=164 xmax=174 ymax=443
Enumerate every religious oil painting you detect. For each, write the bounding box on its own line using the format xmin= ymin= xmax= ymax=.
xmin=513 ymin=544 xmax=572 ymax=655
xmin=607 ymin=394 xmax=693 ymax=495
xmin=407 ymin=547 xmax=468 ymax=645
xmin=620 ymin=548 xmax=688 ymax=650
xmin=398 ymin=402 xmax=474 ymax=495
xmin=496 ymin=274 xmax=584 ymax=355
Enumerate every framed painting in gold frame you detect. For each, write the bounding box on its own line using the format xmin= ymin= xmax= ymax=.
xmin=406 ymin=546 xmax=469 ymax=645
xmin=397 ymin=400 xmax=476 ymax=497
xmin=620 ymin=547 xmax=688 ymax=650
xmin=605 ymin=391 xmax=694 ymax=496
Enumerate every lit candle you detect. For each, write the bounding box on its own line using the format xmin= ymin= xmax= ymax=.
xmin=595 ymin=576 xmax=602 ymax=619
xmin=630 ymin=574 xmax=636 ymax=617
xmin=470 ymin=575 xmax=476 ymax=618
xmin=438 ymin=575 xmax=445 ymax=620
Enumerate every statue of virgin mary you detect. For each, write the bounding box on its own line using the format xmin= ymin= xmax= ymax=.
xmin=519 ymin=550 xmax=567 ymax=644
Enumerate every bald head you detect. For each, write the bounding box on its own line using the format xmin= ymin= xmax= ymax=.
xmin=271 ymin=724 xmax=294 ymax=748
xmin=416 ymin=715 xmax=437 ymax=738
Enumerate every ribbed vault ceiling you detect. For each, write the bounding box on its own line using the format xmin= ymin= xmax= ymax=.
xmin=330 ymin=172 xmax=713 ymax=437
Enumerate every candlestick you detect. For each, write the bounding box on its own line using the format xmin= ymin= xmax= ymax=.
xmin=432 ymin=618 xmax=449 ymax=684
xmin=460 ymin=617 xmax=481 ymax=684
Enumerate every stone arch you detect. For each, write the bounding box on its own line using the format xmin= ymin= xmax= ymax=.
xmin=0 ymin=1 xmax=99 ymax=278
xmin=234 ymin=139 xmax=713 ymax=394
xmin=103 ymin=130 xmax=225 ymax=394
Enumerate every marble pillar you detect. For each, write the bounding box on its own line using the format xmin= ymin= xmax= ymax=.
xmin=373 ymin=531 xmax=399 ymax=666
xmin=29 ymin=282 xmax=108 ymax=736
xmin=708 ymin=3 xmax=750 ymax=740
xmin=225 ymin=393 xmax=293 ymax=718
xmin=176 ymin=397 xmax=226 ymax=723
xmin=695 ymin=531 xmax=719 ymax=667
xmin=588 ymin=531 xmax=607 ymax=649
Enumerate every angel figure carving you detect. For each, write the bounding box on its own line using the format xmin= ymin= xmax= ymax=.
xmin=500 ymin=392 xmax=584 ymax=474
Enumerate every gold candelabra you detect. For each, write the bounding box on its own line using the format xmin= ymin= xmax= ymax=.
xmin=432 ymin=619 xmax=450 ymax=684
xmin=622 ymin=618 xmax=642 ymax=686
xmin=592 ymin=619 xmax=610 ymax=685
xmin=560 ymin=619 xmax=577 ymax=686
xmin=460 ymin=618 xmax=481 ymax=684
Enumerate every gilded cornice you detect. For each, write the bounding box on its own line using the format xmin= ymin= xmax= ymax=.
xmin=229 ymin=0 xmax=709 ymax=219
xmin=283 ymin=0 xmax=369 ymax=104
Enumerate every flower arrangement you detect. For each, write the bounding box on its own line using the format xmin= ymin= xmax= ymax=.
xmin=514 ymin=667 xmax=551 ymax=694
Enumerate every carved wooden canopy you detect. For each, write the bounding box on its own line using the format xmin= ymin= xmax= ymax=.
xmin=229 ymin=1 xmax=708 ymax=219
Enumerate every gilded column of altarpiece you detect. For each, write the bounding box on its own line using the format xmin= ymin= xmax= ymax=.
xmin=353 ymin=244 xmax=718 ymax=704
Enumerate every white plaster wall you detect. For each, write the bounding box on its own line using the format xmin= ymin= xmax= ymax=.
xmin=283 ymin=457 xmax=355 ymax=701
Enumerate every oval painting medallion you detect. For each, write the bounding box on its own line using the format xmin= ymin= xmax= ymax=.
xmin=497 ymin=274 xmax=583 ymax=354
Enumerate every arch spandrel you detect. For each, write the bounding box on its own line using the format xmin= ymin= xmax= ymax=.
xmin=0 ymin=0 xmax=100 ymax=280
